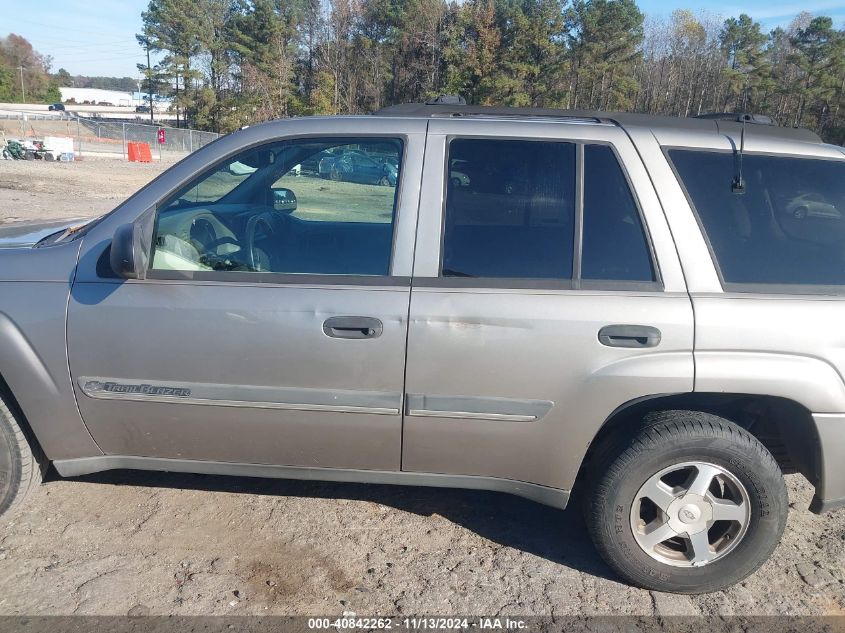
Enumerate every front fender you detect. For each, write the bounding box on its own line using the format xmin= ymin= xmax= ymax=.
xmin=0 ymin=283 xmax=101 ymax=460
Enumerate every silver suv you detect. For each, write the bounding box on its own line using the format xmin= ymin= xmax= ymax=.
xmin=1 ymin=102 xmax=844 ymax=594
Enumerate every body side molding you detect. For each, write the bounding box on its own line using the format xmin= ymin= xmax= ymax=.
xmin=405 ymin=393 xmax=553 ymax=422
xmin=79 ymin=377 xmax=402 ymax=416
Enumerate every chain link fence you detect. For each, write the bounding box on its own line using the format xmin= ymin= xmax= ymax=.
xmin=0 ymin=112 xmax=219 ymax=161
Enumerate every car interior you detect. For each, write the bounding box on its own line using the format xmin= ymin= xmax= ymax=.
xmin=151 ymin=140 xmax=402 ymax=276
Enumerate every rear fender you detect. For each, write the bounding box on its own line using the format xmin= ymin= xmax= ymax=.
xmin=696 ymin=351 xmax=845 ymax=413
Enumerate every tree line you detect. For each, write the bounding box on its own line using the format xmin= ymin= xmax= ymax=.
xmin=137 ymin=0 xmax=845 ymax=142
xmin=0 ymin=34 xmax=60 ymax=104
xmin=0 ymin=34 xmax=140 ymax=102
xmin=4 ymin=1 xmax=843 ymax=144
xmin=54 ymin=73 xmax=140 ymax=92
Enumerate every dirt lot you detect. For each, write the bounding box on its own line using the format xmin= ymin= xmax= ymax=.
xmin=0 ymin=157 xmax=169 ymax=223
xmin=0 ymin=158 xmax=843 ymax=617
xmin=0 ymin=157 xmax=396 ymax=225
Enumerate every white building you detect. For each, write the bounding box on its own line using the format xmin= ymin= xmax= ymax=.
xmin=59 ymin=88 xmax=173 ymax=108
xmin=59 ymin=88 xmax=136 ymax=106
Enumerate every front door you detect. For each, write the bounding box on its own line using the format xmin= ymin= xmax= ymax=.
xmin=402 ymin=118 xmax=695 ymax=491
xmin=67 ymin=124 xmax=426 ymax=471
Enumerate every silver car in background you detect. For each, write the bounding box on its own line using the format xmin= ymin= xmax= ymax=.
xmin=0 ymin=100 xmax=844 ymax=594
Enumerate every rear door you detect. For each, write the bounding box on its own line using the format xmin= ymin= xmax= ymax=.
xmin=67 ymin=119 xmax=426 ymax=471
xmin=402 ymin=118 xmax=694 ymax=491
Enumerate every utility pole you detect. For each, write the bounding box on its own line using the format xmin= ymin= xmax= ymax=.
xmin=18 ymin=66 xmax=25 ymax=103
xmin=146 ymin=44 xmax=154 ymax=125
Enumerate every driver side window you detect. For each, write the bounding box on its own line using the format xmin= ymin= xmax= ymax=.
xmin=150 ymin=137 xmax=403 ymax=277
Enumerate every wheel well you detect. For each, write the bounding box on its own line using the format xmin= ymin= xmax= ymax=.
xmin=580 ymin=393 xmax=819 ymax=489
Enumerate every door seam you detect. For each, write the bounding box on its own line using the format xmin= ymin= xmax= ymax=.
xmin=400 ymin=120 xmax=430 ymax=472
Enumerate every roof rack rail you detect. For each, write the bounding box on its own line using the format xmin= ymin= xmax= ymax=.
xmin=695 ymin=112 xmax=777 ymax=126
xmin=374 ymin=101 xmax=610 ymax=124
xmin=425 ymin=94 xmax=466 ymax=106
xmin=372 ymin=101 xmax=821 ymax=144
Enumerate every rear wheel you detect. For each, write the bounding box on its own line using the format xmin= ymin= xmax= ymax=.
xmin=586 ymin=411 xmax=788 ymax=593
xmin=0 ymin=395 xmax=42 ymax=518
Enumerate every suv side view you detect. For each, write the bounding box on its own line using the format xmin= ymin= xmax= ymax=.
xmin=1 ymin=102 xmax=843 ymax=594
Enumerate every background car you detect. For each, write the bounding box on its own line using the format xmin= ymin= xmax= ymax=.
xmin=47 ymin=103 xmax=65 ymax=111
xmin=785 ymin=192 xmax=841 ymax=220
xmin=318 ymin=150 xmax=398 ymax=186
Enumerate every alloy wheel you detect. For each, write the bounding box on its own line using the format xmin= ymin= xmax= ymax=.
xmin=630 ymin=461 xmax=751 ymax=567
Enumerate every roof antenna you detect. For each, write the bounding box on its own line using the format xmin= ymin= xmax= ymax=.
xmin=732 ymin=114 xmax=747 ymax=194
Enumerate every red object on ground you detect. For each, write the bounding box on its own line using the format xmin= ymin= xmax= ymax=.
xmin=127 ymin=142 xmax=153 ymax=163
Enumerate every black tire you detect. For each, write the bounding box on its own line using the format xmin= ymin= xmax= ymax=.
xmin=0 ymin=395 xmax=42 ymax=518
xmin=586 ymin=411 xmax=788 ymax=594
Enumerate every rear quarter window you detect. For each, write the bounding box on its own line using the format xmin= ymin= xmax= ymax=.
xmin=669 ymin=149 xmax=845 ymax=289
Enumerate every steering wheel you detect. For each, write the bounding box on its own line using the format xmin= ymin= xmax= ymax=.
xmin=245 ymin=211 xmax=279 ymax=272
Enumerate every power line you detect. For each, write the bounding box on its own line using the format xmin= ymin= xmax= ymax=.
xmin=8 ymin=16 xmax=137 ymax=39
xmin=51 ymin=52 xmax=149 ymax=65
xmin=42 ymin=42 xmax=143 ymax=52
xmin=49 ymin=51 xmax=144 ymax=61
xmin=28 ymin=37 xmax=136 ymax=49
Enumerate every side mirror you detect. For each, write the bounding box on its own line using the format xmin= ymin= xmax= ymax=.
xmin=110 ymin=222 xmax=149 ymax=279
xmin=272 ymin=187 xmax=297 ymax=213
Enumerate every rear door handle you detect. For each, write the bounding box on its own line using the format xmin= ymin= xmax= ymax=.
xmin=323 ymin=316 xmax=383 ymax=340
xmin=598 ymin=325 xmax=661 ymax=348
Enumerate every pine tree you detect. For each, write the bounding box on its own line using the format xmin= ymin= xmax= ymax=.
xmin=719 ymin=14 xmax=766 ymax=111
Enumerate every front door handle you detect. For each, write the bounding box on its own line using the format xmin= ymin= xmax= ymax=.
xmin=598 ymin=324 xmax=661 ymax=348
xmin=323 ymin=316 xmax=383 ymax=340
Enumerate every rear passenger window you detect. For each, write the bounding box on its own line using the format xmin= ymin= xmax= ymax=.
xmin=442 ymin=139 xmax=576 ymax=279
xmin=670 ymin=150 xmax=845 ymax=288
xmin=582 ymin=145 xmax=655 ymax=282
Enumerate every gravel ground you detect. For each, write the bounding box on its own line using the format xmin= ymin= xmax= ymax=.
xmin=0 ymin=158 xmax=843 ymax=617
xmin=0 ymin=472 xmax=842 ymax=616
xmin=0 ymin=157 xmax=170 ymax=223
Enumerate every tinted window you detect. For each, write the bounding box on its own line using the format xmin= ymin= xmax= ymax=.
xmin=582 ymin=145 xmax=655 ymax=281
xmin=151 ymin=138 xmax=402 ymax=276
xmin=670 ymin=150 xmax=845 ymax=287
xmin=442 ymin=139 xmax=576 ymax=279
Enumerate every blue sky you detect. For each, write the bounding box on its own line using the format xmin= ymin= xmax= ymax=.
xmin=3 ymin=0 xmax=845 ymax=78
xmin=639 ymin=0 xmax=845 ymax=27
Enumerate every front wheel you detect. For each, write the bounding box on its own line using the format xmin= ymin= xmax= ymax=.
xmin=586 ymin=412 xmax=788 ymax=593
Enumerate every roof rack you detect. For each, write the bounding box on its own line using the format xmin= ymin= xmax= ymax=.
xmin=696 ymin=112 xmax=777 ymax=126
xmin=373 ymin=97 xmax=822 ymax=144
xmin=425 ymin=95 xmax=467 ymax=106
xmin=374 ymin=101 xmax=610 ymax=124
